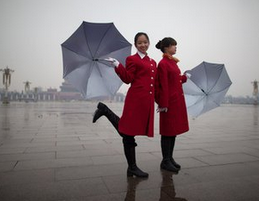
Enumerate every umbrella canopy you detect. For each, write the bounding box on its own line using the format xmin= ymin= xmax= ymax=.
xmin=61 ymin=21 xmax=132 ymax=99
xmin=183 ymin=61 xmax=232 ymax=117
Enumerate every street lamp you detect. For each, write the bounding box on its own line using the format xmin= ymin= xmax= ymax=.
xmin=251 ymin=80 xmax=258 ymax=105
xmin=0 ymin=66 xmax=14 ymax=104
xmin=23 ymin=81 xmax=32 ymax=102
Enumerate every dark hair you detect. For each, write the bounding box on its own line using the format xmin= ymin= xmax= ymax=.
xmin=134 ymin=32 xmax=149 ymax=44
xmin=155 ymin=37 xmax=177 ymax=53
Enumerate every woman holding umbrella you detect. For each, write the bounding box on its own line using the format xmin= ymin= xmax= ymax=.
xmin=93 ymin=32 xmax=157 ymax=178
xmin=155 ymin=37 xmax=189 ymax=173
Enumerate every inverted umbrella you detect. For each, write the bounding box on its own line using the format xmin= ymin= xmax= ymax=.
xmin=61 ymin=21 xmax=132 ymax=99
xmin=183 ymin=61 xmax=232 ymax=117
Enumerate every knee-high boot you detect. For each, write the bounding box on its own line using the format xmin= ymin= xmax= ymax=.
xmin=93 ymin=102 xmax=148 ymax=177
xmin=124 ymin=145 xmax=149 ymax=178
xmin=92 ymin=102 xmax=120 ymax=130
xmin=160 ymin=136 xmax=179 ymax=173
xmin=170 ymin=137 xmax=181 ymax=170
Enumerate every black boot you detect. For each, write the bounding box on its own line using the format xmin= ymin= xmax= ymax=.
xmin=170 ymin=137 xmax=181 ymax=170
xmin=92 ymin=102 xmax=120 ymax=130
xmin=92 ymin=102 xmax=105 ymax=123
xmin=124 ymin=145 xmax=149 ymax=178
xmin=160 ymin=136 xmax=179 ymax=173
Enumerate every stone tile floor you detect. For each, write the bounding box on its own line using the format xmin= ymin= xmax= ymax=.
xmin=0 ymin=102 xmax=259 ymax=201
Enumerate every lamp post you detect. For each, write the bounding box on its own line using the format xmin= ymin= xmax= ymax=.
xmin=34 ymin=87 xmax=38 ymax=102
xmin=0 ymin=66 xmax=14 ymax=104
xmin=23 ymin=81 xmax=31 ymax=102
xmin=251 ymin=80 xmax=258 ymax=105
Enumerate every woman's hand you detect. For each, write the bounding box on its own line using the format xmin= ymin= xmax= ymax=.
xmin=104 ymin=57 xmax=120 ymax=68
xmin=156 ymin=107 xmax=168 ymax=113
xmin=184 ymin=70 xmax=191 ymax=79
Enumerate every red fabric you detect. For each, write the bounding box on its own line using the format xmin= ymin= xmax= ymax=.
xmin=115 ymin=53 xmax=157 ymax=137
xmin=155 ymin=56 xmax=189 ymax=136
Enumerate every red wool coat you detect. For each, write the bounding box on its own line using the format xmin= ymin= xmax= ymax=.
xmin=155 ymin=56 xmax=189 ymax=136
xmin=115 ymin=53 xmax=157 ymax=137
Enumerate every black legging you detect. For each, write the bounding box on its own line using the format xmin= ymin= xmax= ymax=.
xmin=121 ymin=133 xmax=137 ymax=147
xmin=100 ymin=103 xmax=137 ymax=148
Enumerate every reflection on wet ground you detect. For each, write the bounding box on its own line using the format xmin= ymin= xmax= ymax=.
xmin=0 ymin=102 xmax=259 ymax=201
xmin=124 ymin=171 xmax=187 ymax=201
xmin=253 ymin=105 xmax=258 ymax=126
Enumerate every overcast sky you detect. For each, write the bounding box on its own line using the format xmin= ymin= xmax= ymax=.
xmin=1 ymin=0 xmax=259 ymax=97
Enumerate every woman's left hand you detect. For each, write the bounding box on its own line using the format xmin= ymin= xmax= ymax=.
xmin=156 ymin=107 xmax=168 ymax=113
xmin=184 ymin=70 xmax=191 ymax=79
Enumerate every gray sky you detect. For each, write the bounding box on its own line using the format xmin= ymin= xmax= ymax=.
xmin=1 ymin=0 xmax=259 ymax=97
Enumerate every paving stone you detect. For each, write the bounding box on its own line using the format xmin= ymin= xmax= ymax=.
xmin=0 ymin=152 xmax=55 ymax=162
xmin=14 ymin=157 xmax=93 ymax=171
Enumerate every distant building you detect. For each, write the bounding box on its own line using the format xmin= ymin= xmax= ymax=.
xmin=57 ymin=80 xmax=83 ymax=101
xmin=0 ymin=80 xmax=125 ymax=102
xmin=113 ymin=92 xmax=125 ymax=102
xmin=57 ymin=80 xmax=125 ymax=102
xmin=60 ymin=80 xmax=79 ymax=93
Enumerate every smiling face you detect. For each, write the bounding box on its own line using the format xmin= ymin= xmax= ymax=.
xmin=135 ymin=34 xmax=150 ymax=54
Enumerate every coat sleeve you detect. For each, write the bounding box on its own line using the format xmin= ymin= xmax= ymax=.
xmin=157 ymin=63 xmax=169 ymax=108
xmin=181 ymin=74 xmax=187 ymax=83
xmin=155 ymin=72 xmax=160 ymax=104
xmin=114 ymin=56 xmax=136 ymax=84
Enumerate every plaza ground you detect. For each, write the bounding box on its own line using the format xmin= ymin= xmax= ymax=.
xmin=0 ymin=102 xmax=259 ymax=201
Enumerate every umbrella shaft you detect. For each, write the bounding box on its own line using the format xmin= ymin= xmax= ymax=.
xmin=201 ymin=89 xmax=208 ymax=95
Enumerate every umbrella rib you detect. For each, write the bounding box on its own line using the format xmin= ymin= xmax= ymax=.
xmin=83 ymin=26 xmax=94 ymax=59
xmin=83 ymin=62 xmax=95 ymax=95
xmin=207 ymin=65 xmax=223 ymax=94
xmin=187 ymin=78 xmax=207 ymax=96
xmin=203 ymin=62 xmax=209 ymax=93
xmin=96 ymin=65 xmax=103 ymax=78
xmin=207 ymin=66 xmax=232 ymax=95
xmin=91 ymin=24 xmax=113 ymax=59
xmin=208 ymin=85 xmax=232 ymax=95
xmin=62 ymin=46 xmax=90 ymax=60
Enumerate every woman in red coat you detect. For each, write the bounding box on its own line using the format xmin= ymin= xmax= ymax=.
xmin=155 ymin=37 xmax=189 ymax=173
xmin=93 ymin=32 xmax=157 ymax=177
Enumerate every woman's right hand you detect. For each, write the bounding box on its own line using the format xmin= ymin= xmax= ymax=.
xmin=104 ymin=57 xmax=120 ymax=68
xmin=156 ymin=107 xmax=168 ymax=113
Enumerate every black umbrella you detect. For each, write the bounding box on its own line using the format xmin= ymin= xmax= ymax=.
xmin=61 ymin=21 xmax=132 ymax=99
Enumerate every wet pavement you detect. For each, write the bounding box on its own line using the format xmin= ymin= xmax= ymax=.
xmin=0 ymin=102 xmax=259 ymax=201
